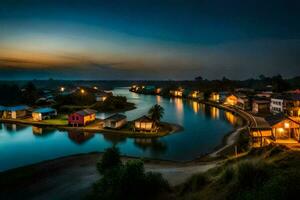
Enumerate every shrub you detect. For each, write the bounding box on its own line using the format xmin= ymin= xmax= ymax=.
xmin=96 ymin=147 xmax=121 ymax=175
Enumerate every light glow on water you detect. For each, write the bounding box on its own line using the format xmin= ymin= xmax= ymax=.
xmin=0 ymin=88 xmax=242 ymax=171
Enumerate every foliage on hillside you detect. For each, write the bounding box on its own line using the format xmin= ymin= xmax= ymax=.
xmin=172 ymin=145 xmax=300 ymax=200
xmin=86 ymin=147 xmax=170 ymax=200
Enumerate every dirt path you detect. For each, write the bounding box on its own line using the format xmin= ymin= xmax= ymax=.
xmin=1 ymin=153 xmax=218 ymax=200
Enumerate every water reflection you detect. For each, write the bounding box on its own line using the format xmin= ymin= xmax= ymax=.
xmin=156 ymin=95 xmax=162 ymax=104
xmin=103 ymin=134 xmax=127 ymax=146
xmin=134 ymin=138 xmax=167 ymax=156
xmin=32 ymin=126 xmax=56 ymax=137
xmin=4 ymin=123 xmax=27 ymax=132
xmin=210 ymin=107 xmax=220 ymax=119
xmin=173 ymin=98 xmax=184 ymax=123
xmin=67 ymin=131 xmax=95 ymax=144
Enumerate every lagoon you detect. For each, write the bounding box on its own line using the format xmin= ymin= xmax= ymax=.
xmin=0 ymin=87 xmax=243 ymax=171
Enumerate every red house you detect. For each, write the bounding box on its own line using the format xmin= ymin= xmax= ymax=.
xmin=68 ymin=109 xmax=96 ymax=127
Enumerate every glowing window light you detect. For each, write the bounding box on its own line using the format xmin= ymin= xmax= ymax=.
xmin=278 ymin=128 xmax=284 ymax=133
xmin=60 ymin=87 xmax=65 ymax=92
xmin=284 ymin=122 xmax=290 ymax=128
xmin=81 ymin=89 xmax=85 ymax=94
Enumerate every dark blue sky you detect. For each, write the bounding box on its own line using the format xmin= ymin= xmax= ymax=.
xmin=0 ymin=0 xmax=300 ymax=80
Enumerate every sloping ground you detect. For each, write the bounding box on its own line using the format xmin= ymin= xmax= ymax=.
xmin=0 ymin=153 xmax=218 ymax=200
xmin=171 ymin=145 xmax=300 ymax=200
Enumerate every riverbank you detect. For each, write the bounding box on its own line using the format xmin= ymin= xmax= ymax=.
xmin=0 ymin=152 xmax=220 ymax=200
xmin=0 ymin=117 xmax=183 ymax=138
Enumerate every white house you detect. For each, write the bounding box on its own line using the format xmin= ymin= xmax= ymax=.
xmin=270 ymin=96 xmax=285 ymax=114
xmin=104 ymin=114 xmax=127 ymax=129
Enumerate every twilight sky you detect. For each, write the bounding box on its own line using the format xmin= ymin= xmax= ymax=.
xmin=0 ymin=0 xmax=300 ymax=80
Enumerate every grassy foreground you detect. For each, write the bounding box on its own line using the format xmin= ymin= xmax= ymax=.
xmin=167 ymin=145 xmax=300 ymax=200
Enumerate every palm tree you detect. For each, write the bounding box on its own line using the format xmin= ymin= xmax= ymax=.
xmin=148 ymin=104 xmax=164 ymax=123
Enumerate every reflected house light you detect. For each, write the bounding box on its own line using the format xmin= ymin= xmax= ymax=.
xmin=156 ymin=95 xmax=162 ymax=103
xmin=93 ymin=86 xmax=98 ymax=90
xmin=60 ymin=87 xmax=65 ymax=92
xmin=211 ymin=107 xmax=219 ymax=119
xmin=81 ymin=89 xmax=85 ymax=94
xmin=192 ymin=101 xmax=199 ymax=113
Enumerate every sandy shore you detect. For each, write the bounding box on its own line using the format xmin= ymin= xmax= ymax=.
xmin=0 ymin=153 xmax=219 ymax=200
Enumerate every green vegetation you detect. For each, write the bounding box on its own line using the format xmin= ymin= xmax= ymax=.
xmin=148 ymin=104 xmax=165 ymax=122
xmin=86 ymin=147 xmax=170 ymax=200
xmin=172 ymin=145 xmax=300 ymax=200
xmin=54 ymin=90 xmax=134 ymax=113
xmin=92 ymin=95 xmax=135 ymax=112
xmin=0 ymin=82 xmax=39 ymax=105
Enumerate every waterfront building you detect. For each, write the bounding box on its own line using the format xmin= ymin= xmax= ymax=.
xmin=68 ymin=109 xmax=96 ymax=126
xmin=225 ymin=94 xmax=238 ymax=106
xmin=1 ymin=105 xmax=30 ymax=119
xmin=104 ymin=113 xmax=127 ymax=129
xmin=189 ymin=90 xmax=204 ymax=100
xmin=209 ymin=92 xmax=220 ymax=102
xmin=252 ymin=98 xmax=270 ymax=114
xmin=270 ymin=95 xmax=285 ymax=114
xmin=134 ymin=115 xmax=157 ymax=132
xmin=236 ymin=94 xmax=250 ymax=110
xmin=32 ymin=107 xmax=57 ymax=121
xmin=170 ymin=88 xmax=184 ymax=97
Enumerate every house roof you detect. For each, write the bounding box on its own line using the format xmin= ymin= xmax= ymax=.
xmin=33 ymin=107 xmax=56 ymax=114
xmin=134 ymin=115 xmax=154 ymax=122
xmin=75 ymin=109 xmax=97 ymax=116
xmin=105 ymin=113 xmax=126 ymax=122
xmin=252 ymin=97 xmax=270 ymax=104
xmin=265 ymin=113 xmax=286 ymax=126
xmin=3 ymin=105 xmax=29 ymax=111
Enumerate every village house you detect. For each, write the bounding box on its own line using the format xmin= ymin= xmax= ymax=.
xmin=252 ymin=98 xmax=270 ymax=114
xmin=266 ymin=114 xmax=300 ymax=143
xmin=250 ymin=114 xmax=300 ymax=147
xmin=209 ymin=92 xmax=220 ymax=102
xmin=270 ymin=94 xmax=285 ymax=114
xmin=1 ymin=105 xmax=30 ymax=119
xmin=236 ymin=94 xmax=250 ymax=110
xmin=188 ymin=90 xmax=204 ymax=100
xmin=225 ymin=94 xmax=238 ymax=106
xmin=0 ymin=106 xmax=5 ymax=118
xmin=134 ymin=115 xmax=157 ymax=132
xmin=104 ymin=113 xmax=127 ymax=129
xmin=32 ymin=107 xmax=57 ymax=121
xmin=285 ymin=93 xmax=300 ymax=122
xmin=155 ymin=88 xmax=162 ymax=94
xmin=143 ymin=85 xmax=156 ymax=94
xmin=170 ymin=88 xmax=184 ymax=97
xmin=68 ymin=109 xmax=96 ymax=126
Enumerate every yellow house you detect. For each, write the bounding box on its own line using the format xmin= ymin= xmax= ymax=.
xmin=225 ymin=94 xmax=238 ymax=106
xmin=209 ymin=92 xmax=220 ymax=102
xmin=134 ymin=115 xmax=157 ymax=132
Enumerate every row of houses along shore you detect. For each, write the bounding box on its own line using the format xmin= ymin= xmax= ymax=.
xmin=130 ymin=85 xmax=300 ymax=147
xmin=0 ymin=86 xmax=159 ymax=133
xmin=0 ymin=105 xmax=158 ymax=133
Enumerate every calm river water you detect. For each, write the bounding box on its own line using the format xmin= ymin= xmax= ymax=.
xmin=0 ymin=87 xmax=243 ymax=171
